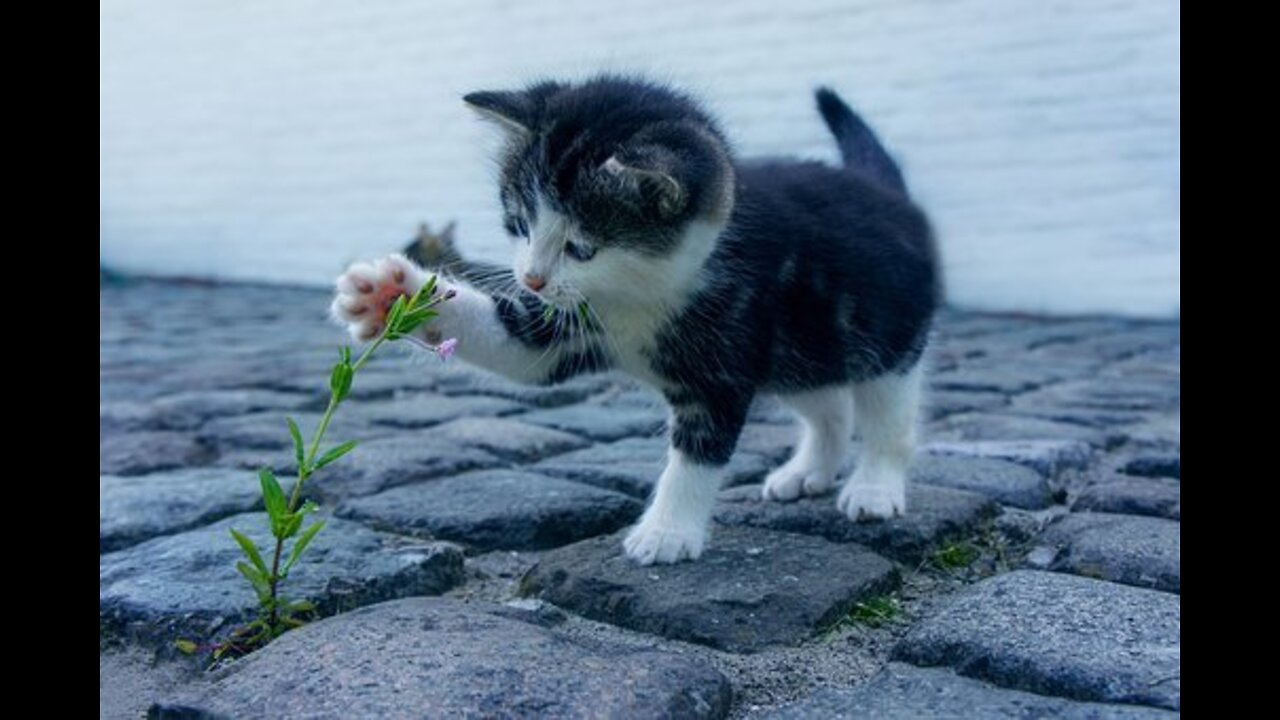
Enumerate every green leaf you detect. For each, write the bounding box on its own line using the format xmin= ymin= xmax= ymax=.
xmin=421 ymin=274 xmax=438 ymax=303
xmin=259 ymin=469 xmax=288 ymax=529
xmin=174 ymin=639 xmax=198 ymax=655
xmin=296 ymin=499 xmax=320 ymax=517
xmin=236 ymin=561 xmax=271 ymax=602
xmin=314 ymin=440 xmax=358 ymax=470
xmin=385 ymin=295 xmax=408 ymax=330
xmin=285 ymin=417 xmax=306 ymax=471
xmin=283 ymin=521 xmax=326 ymax=575
xmin=396 ymin=308 xmax=437 ymax=335
xmin=280 ymin=512 xmax=303 ymax=540
xmin=340 ymin=346 xmax=352 ymax=364
xmin=329 ymin=361 xmax=354 ymax=402
xmin=229 ymin=528 xmax=269 ymax=577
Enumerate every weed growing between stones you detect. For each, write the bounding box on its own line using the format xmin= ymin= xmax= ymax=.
xmin=176 ymin=277 xmax=454 ymax=660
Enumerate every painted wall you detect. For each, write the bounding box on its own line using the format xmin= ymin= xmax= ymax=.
xmin=101 ymin=0 xmax=1180 ymax=316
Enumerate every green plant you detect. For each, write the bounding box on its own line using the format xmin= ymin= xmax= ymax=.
xmin=930 ymin=540 xmax=980 ymax=571
xmin=821 ymin=594 xmax=903 ymax=637
xmin=180 ymin=277 xmax=453 ymax=659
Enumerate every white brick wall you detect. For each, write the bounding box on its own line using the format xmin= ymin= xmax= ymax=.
xmin=100 ymin=0 xmax=1179 ymax=317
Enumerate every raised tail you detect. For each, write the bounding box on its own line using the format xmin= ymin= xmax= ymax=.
xmin=815 ymin=87 xmax=907 ymax=197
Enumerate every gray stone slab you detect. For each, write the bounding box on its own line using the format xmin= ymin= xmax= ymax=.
xmin=433 ymin=367 xmax=614 ymax=407
xmin=337 ymin=470 xmax=643 ymax=551
xmin=100 ymin=431 xmax=214 ymax=476
xmin=100 ymin=469 xmax=266 ymax=553
xmin=100 ymin=514 xmax=464 ymax=647
xmin=766 ymin=663 xmax=1176 ymax=719
xmin=533 ymin=437 xmax=772 ymax=497
xmin=926 ymin=440 xmax=1093 ymax=478
xmin=144 ymin=389 xmax=316 ymax=427
xmin=715 ymin=483 xmax=997 ymax=564
xmin=520 ymin=404 xmax=667 ymax=441
xmin=198 ymin=410 xmax=387 ymax=451
xmin=308 ymin=435 xmax=500 ymax=501
xmin=910 ymin=454 xmax=1054 ymax=509
xmin=1075 ymin=476 xmax=1180 ymax=520
xmin=1038 ymin=513 xmax=1180 ymax=593
xmin=426 ymin=416 xmax=590 ymax=462
xmin=1121 ymin=453 xmax=1180 ymax=479
xmin=522 ymin=526 xmax=898 ymax=653
xmin=150 ymin=597 xmax=731 ymax=720
xmin=1026 ymin=378 xmax=1179 ymax=413
xmin=931 ymin=365 xmax=1062 ymax=394
xmin=935 ymin=413 xmax=1122 ymax=450
xmin=894 ymin=570 xmax=1180 ymax=710
xmin=926 ymin=390 xmax=1010 ymax=421
xmin=349 ymin=392 xmax=524 ymax=429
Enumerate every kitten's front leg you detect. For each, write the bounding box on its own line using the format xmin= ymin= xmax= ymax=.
xmin=623 ymin=396 xmax=749 ymax=565
xmin=332 ymin=254 xmax=598 ymax=384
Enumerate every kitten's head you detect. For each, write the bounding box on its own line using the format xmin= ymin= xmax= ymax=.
xmin=464 ymin=75 xmax=735 ymax=309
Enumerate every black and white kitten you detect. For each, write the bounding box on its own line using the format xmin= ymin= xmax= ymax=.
xmin=333 ymin=75 xmax=940 ymax=565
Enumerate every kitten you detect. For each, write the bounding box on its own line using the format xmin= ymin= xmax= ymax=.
xmin=333 ymin=75 xmax=940 ymax=565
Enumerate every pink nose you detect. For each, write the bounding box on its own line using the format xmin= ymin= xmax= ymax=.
xmin=524 ymin=274 xmax=546 ymax=292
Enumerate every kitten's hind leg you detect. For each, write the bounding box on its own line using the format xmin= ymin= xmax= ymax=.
xmin=762 ymin=387 xmax=854 ymax=501
xmin=839 ymin=364 xmax=923 ymax=520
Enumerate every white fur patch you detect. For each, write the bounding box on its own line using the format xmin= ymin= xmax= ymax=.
xmin=837 ymin=365 xmax=924 ymax=520
xmin=623 ymin=450 xmax=723 ymax=565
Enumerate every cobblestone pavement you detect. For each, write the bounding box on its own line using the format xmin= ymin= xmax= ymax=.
xmin=100 ymin=280 xmax=1180 ymax=718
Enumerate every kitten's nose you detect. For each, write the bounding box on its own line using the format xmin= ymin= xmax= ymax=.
xmin=523 ymin=274 xmax=546 ymax=292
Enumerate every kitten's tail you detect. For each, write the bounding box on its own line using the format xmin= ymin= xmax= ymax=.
xmin=815 ymin=87 xmax=907 ymax=197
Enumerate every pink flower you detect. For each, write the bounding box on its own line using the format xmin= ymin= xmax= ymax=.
xmin=435 ymin=338 xmax=458 ymax=361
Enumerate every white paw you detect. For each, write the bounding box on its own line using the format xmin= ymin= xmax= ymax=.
xmin=837 ymin=480 xmax=906 ymax=521
xmin=330 ymin=254 xmax=426 ymax=342
xmin=623 ymin=519 xmax=707 ymax=565
xmin=762 ymin=455 xmax=837 ymax=502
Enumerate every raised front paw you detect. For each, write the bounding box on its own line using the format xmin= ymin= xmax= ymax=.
xmin=330 ymin=255 xmax=426 ymax=341
xmin=623 ymin=519 xmax=707 ymax=565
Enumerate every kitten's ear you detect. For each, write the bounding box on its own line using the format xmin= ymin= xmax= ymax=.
xmin=603 ymin=155 xmax=687 ymax=219
xmin=440 ymin=220 xmax=457 ymax=246
xmin=463 ymin=90 xmax=534 ymax=136
xmin=417 ymin=222 xmax=431 ymax=240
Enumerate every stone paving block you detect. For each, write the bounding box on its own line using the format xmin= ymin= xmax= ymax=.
xmin=1074 ymin=475 xmax=1180 ymax=520
xmin=1121 ymin=452 xmax=1180 ymax=479
xmin=1036 ymin=512 xmax=1180 ymax=593
xmin=931 ymin=364 xmax=1062 ymax=394
xmin=715 ymin=483 xmax=997 ymax=564
xmin=934 ymin=413 xmax=1122 ymax=450
xmin=198 ymin=410 xmax=388 ymax=451
xmin=909 ymin=454 xmax=1054 ymax=509
xmin=100 ymin=514 xmax=464 ymax=646
xmin=766 ymin=663 xmax=1176 ymax=719
xmin=894 ymin=570 xmax=1180 ymax=710
xmin=522 ymin=526 xmax=898 ymax=653
xmin=100 ymin=431 xmax=214 ymax=476
xmin=100 ymin=469 xmax=265 ymax=552
xmin=926 ymin=440 xmax=1093 ymax=478
xmin=150 ymin=597 xmax=732 ymax=720
xmin=926 ymin=390 xmax=1010 ymax=421
xmin=426 ymin=416 xmax=590 ymax=462
xmin=308 ymin=435 xmax=500 ymax=501
xmin=433 ymin=367 xmax=614 ymax=407
xmin=534 ymin=437 xmax=773 ymax=497
xmin=520 ymin=404 xmax=667 ymax=441
xmin=349 ymin=392 xmax=523 ymax=429
xmin=337 ymin=470 xmax=642 ymax=551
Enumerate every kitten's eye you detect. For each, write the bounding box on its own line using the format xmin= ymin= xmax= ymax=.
xmin=505 ymin=216 xmax=530 ymax=240
xmin=565 ymin=241 xmax=597 ymax=262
